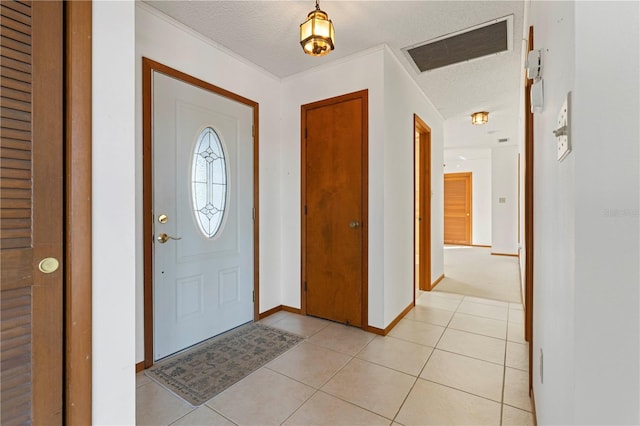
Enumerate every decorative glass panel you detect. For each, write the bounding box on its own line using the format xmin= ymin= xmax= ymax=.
xmin=191 ymin=127 xmax=227 ymax=238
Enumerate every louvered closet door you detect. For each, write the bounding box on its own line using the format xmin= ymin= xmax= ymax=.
xmin=1 ymin=1 xmax=64 ymax=425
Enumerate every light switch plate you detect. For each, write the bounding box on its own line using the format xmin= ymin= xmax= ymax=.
xmin=556 ymin=92 xmax=571 ymax=161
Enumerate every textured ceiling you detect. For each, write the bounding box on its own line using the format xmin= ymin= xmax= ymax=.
xmin=143 ymin=1 xmax=526 ymax=149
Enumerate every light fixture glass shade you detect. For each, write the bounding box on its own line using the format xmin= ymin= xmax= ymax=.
xmin=300 ymin=7 xmax=335 ymax=56
xmin=471 ymin=111 xmax=489 ymax=125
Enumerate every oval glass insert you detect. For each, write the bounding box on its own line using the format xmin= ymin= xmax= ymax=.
xmin=191 ymin=127 xmax=227 ymax=238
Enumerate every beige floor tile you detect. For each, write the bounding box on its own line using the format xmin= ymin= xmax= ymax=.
xmin=283 ymin=391 xmax=390 ymax=425
xmin=387 ymin=319 xmax=445 ymax=347
xmin=266 ymin=341 xmax=351 ymax=388
xmin=506 ymin=341 xmax=529 ymax=371
xmin=416 ymin=293 xmax=462 ymax=311
xmin=508 ymin=309 xmax=524 ymax=324
xmin=307 ymin=322 xmax=376 ymax=356
xmin=457 ymin=301 xmax=509 ymax=321
xmin=207 ymin=368 xmax=315 ymax=425
xmin=321 ymin=358 xmax=415 ymax=419
xmin=507 ymin=322 xmax=526 ymax=343
xmin=269 ymin=314 xmax=331 ymax=338
xmin=137 ymin=371 xmax=152 ymax=388
xmin=356 ymin=335 xmax=433 ymax=376
xmin=404 ymin=305 xmax=454 ymax=327
xmin=503 ymin=368 xmax=532 ymax=412
xmin=426 ymin=291 xmax=465 ymax=301
xmin=421 ymin=349 xmax=504 ymax=402
xmin=170 ymin=406 xmax=236 ymax=426
xmin=436 ymin=329 xmax=505 ymax=365
xmin=136 ymin=381 xmax=193 ymax=426
xmin=258 ymin=310 xmax=296 ymax=326
xmin=448 ymin=312 xmax=507 ymax=339
xmin=395 ymin=379 xmax=501 ymax=426
xmin=502 ymin=405 xmax=535 ymax=426
xmin=463 ymin=296 xmax=510 ymax=308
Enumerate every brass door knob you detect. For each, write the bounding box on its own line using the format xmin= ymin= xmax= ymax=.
xmin=38 ymin=257 xmax=60 ymax=274
xmin=157 ymin=233 xmax=182 ymax=243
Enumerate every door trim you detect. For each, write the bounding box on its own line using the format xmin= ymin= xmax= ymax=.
xmin=65 ymin=1 xmax=93 ymax=423
xmin=300 ymin=89 xmax=369 ymax=329
xmin=142 ymin=58 xmax=260 ymax=368
xmin=414 ymin=114 xmax=432 ymax=292
xmin=524 ymin=25 xmax=535 ymax=392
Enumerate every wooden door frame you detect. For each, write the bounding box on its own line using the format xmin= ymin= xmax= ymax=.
xmin=142 ymin=58 xmax=260 ymax=368
xmin=64 ymin=1 xmax=93 ymax=423
xmin=300 ymin=89 xmax=369 ymax=329
xmin=414 ymin=114 xmax=432 ymax=292
xmin=524 ymin=25 xmax=535 ymax=393
xmin=444 ymin=172 xmax=473 ymax=245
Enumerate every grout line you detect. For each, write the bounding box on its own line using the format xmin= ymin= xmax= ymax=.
xmin=500 ymin=329 xmax=508 ymax=426
xmin=502 ymin=401 xmax=534 ymax=413
xmin=201 ymin=405 xmax=239 ymax=426
xmin=430 ymin=347 xmax=506 ymax=368
xmin=278 ymin=387 xmax=320 ymax=425
xmin=166 ymin=406 xmax=197 ymax=426
xmin=420 ymin=377 xmax=504 ymax=405
xmin=313 ymin=389 xmax=396 ymax=423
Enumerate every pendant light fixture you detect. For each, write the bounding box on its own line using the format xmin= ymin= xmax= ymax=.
xmin=300 ymin=0 xmax=335 ymax=56
xmin=471 ymin=111 xmax=489 ymax=125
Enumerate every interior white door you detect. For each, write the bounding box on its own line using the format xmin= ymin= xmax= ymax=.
xmin=153 ymin=71 xmax=254 ymax=360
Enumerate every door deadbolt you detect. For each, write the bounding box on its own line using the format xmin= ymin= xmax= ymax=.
xmin=158 ymin=214 xmax=168 ymax=224
xmin=38 ymin=257 xmax=60 ymax=274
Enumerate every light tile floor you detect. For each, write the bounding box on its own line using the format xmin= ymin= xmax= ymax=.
xmin=137 ymin=291 xmax=533 ymax=425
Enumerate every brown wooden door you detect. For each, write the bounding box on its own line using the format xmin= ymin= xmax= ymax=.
xmin=302 ymin=91 xmax=368 ymax=327
xmin=444 ymin=172 xmax=472 ymax=245
xmin=1 ymin=1 xmax=64 ymax=424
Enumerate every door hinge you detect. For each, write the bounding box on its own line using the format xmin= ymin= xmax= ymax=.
xmin=304 ymin=205 xmax=307 ymax=215
xmin=252 ymin=291 xmax=255 ymax=302
xmin=252 ymin=125 xmax=255 ymax=137
xmin=304 ymin=128 xmax=307 ymax=139
xmin=252 ymin=207 xmax=255 ymax=221
xmin=304 ymin=281 xmax=307 ymax=291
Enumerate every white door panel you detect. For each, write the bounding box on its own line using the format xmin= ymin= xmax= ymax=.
xmin=153 ymin=72 xmax=253 ymax=360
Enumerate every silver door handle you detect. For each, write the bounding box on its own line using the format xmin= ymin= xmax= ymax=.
xmin=157 ymin=233 xmax=182 ymax=243
xmin=349 ymin=221 xmax=360 ymax=228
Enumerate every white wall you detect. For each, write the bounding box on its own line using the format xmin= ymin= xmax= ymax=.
xmin=529 ymin=1 xmax=639 ymax=423
xmin=491 ymin=145 xmax=519 ymax=254
xmin=382 ymin=48 xmax=444 ymax=327
xmin=93 ymin=2 xmax=136 ymax=424
xmin=529 ymin=2 xmax=577 ymax=422
xmin=572 ymin=2 xmax=638 ymax=423
xmin=444 ymin=149 xmax=492 ymax=246
xmin=135 ymin=4 xmax=283 ymax=362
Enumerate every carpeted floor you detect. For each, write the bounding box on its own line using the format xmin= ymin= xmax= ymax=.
xmin=434 ymin=246 xmax=522 ymax=303
xmin=146 ymin=322 xmax=304 ymax=406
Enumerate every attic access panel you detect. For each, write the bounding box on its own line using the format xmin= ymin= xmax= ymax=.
xmin=406 ymin=17 xmax=511 ymax=73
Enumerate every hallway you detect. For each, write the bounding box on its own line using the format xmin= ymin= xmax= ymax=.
xmin=435 ymin=246 xmax=522 ymax=303
xmin=137 ymin=291 xmax=532 ymax=425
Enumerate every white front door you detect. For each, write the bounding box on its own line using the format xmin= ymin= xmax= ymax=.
xmin=153 ymin=71 xmax=254 ymax=360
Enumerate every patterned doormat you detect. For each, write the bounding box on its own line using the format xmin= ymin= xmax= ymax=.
xmin=146 ymin=322 xmax=304 ymax=406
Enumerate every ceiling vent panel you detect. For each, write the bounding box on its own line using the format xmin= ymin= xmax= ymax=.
xmin=404 ymin=16 xmax=512 ymax=73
